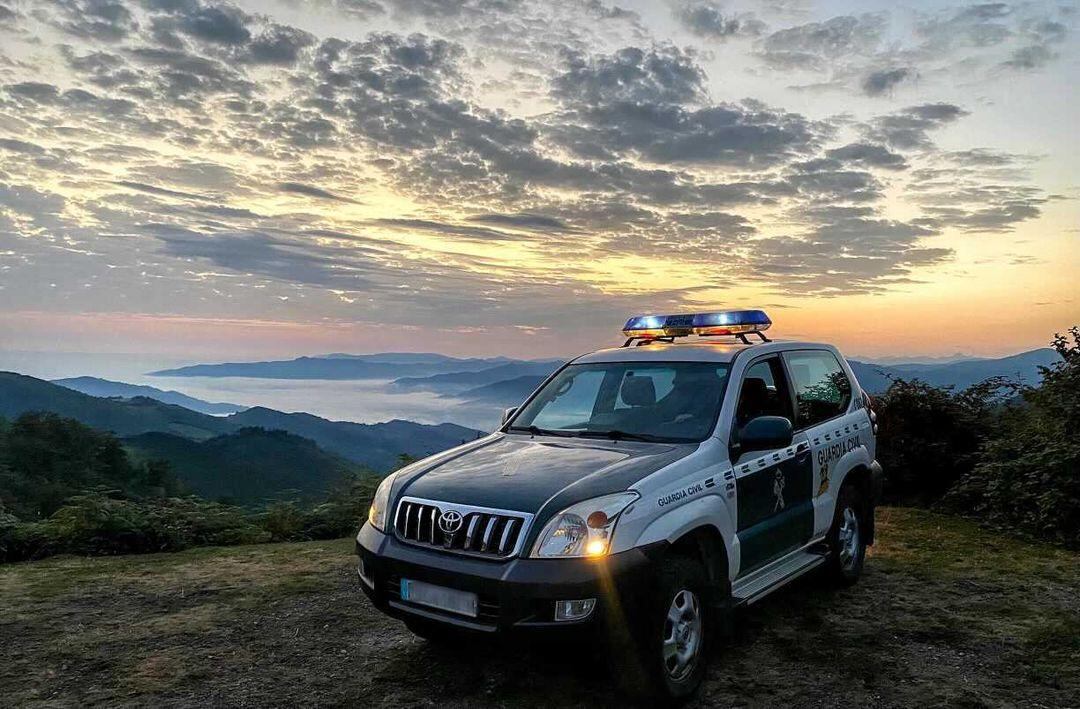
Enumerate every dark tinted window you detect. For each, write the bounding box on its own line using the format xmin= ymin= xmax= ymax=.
xmin=784 ymin=351 xmax=852 ymax=428
xmin=735 ymin=358 xmax=794 ymax=427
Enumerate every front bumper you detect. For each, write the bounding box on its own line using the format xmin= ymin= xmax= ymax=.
xmin=355 ymin=522 xmax=660 ymax=632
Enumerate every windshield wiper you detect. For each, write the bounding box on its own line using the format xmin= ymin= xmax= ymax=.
xmin=574 ymin=429 xmax=665 ymax=443
xmin=507 ymin=425 xmax=577 ymax=437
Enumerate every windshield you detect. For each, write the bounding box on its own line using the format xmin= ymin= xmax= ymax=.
xmin=508 ymin=361 xmax=730 ymax=443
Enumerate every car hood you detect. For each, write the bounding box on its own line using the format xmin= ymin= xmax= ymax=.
xmin=397 ymin=432 xmax=697 ymax=519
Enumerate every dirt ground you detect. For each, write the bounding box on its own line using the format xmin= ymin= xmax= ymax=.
xmin=2 ymin=508 xmax=1077 ymax=708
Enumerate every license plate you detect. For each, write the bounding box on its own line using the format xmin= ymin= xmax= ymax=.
xmin=400 ymin=579 xmax=478 ymax=618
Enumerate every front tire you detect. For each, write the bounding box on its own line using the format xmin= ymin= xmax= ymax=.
xmin=611 ymin=555 xmax=711 ymax=704
xmin=825 ymin=483 xmax=866 ymax=585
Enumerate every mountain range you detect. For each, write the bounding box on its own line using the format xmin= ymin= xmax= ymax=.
xmin=149 ymin=352 xmax=522 ymax=379
xmin=0 ymin=371 xmax=483 ymax=478
xmin=53 ymin=376 xmax=247 ymax=415
xmin=847 ymin=349 xmax=1061 ymax=395
xmin=392 ymin=360 xmax=562 ymax=392
xmin=399 ymin=348 xmax=1063 ymax=409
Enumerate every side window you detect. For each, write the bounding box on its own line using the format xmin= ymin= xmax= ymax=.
xmin=784 ymin=351 xmax=852 ymax=429
xmin=735 ymin=357 xmax=795 ymax=428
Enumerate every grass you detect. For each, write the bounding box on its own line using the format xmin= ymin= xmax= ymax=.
xmin=1 ymin=508 xmax=1077 ymax=708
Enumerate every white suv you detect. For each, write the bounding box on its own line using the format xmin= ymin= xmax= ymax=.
xmin=357 ymin=310 xmax=883 ymax=701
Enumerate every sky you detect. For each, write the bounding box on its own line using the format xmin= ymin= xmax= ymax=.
xmin=0 ymin=0 xmax=1077 ymax=363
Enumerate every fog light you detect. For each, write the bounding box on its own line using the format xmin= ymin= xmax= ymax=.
xmin=554 ymin=598 xmax=596 ymax=622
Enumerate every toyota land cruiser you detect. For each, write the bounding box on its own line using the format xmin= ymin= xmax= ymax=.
xmin=356 ymin=309 xmax=883 ymax=701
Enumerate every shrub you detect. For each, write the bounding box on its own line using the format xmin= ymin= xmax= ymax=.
xmin=263 ymin=502 xmax=306 ymax=542
xmin=946 ymin=328 xmax=1080 ymax=548
xmin=875 ymin=376 xmax=1012 ymax=505
xmin=0 ymin=494 xmax=269 ymax=562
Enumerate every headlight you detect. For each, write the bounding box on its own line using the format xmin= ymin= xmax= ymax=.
xmin=531 ymin=491 xmax=639 ymax=558
xmin=368 ymin=473 xmax=398 ymax=532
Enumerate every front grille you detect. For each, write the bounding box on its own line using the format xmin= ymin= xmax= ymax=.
xmin=393 ymin=497 xmax=532 ymax=559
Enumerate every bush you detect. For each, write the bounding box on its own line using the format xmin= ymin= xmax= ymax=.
xmin=0 ymin=470 xmax=385 ymax=563
xmin=0 ymin=493 xmax=269 ymax=562
xmin=875 ymin=377 xmax=1012 ymax=506
xmin=263 ymin=501 xmax=306 ymax=542
xmin=946 ymin=328 xmax=1080 ymax=548
xmin=297 ymin=473 xmax=381 ymax=540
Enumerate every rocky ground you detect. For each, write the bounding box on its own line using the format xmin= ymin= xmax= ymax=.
xmin=2 ymin=508 xmax=1077 ymax=708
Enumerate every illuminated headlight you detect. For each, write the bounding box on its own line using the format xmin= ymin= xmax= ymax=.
xmin=368 ymin=472 xmax=399 ymax=532
xmin=531 ymin=492 xmax=639 ymax=558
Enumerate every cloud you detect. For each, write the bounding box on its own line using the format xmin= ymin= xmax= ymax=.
xmin=373 ymin=217 xmax=521 ymax=241
xmin=48 ymin=0 xmax=140 ymax=42
xmin=176 ymin=4 xmax=251 ymax=45
xmin=0 ymin=0 xmax=1064 ymax=326
xmin=468 ymin=213 xmax=578 ymax=232
xmin=825 ymin=142 xmax=907 ymax=171
xmin=915 ymin=3 xmax=1013 ymax=51
xmin=552 ymin=45 xmax=707 ymax=106
xmin=672 ymin=1 xmax=765 ymax=40
xmin=247 ymin=24 xmax=316 ymax=65
xmin=113 ymin=180 xmax=213 ymax=201
xmin=1003 ymin=44 xmax=1054 ymax=69
xmin=0 ymin=139 xmax=47 ymax=156
xmin=549 ymin=47 xmax=826 ymax=168
xmin=910 ymin=184 xmax=1047 ymax=233
xmin=866 ymin=103 xmax=968 ymax=150
xmin=758 ymin=13 xmax=886 ymax=69
xmin=278 ymin=182 xmax=359 ymax=203
xmin=861 ymin=67 xmax=913 ymax=96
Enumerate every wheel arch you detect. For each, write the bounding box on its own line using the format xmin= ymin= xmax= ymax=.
xmin=838 ymin=464 xmax=875 ymax=545
xmin=665 ymin=524 xmax=732 ymax=604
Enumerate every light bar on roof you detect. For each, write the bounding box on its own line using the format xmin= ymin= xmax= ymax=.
xmin=622 ymin=309 xmax=771 ymax=338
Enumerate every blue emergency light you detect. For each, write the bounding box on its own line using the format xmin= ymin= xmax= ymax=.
xmin=622 ymin=309 xmax=772 ymax=341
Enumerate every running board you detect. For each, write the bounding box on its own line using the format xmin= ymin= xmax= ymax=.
xmin=732 ymin=550 xmax=826 ymax=606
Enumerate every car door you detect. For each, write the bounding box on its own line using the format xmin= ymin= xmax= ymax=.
xmin=730 ymin=355 xmax=815 ymax=575
xmin=781 ymin=349 xmax=858 ymax=538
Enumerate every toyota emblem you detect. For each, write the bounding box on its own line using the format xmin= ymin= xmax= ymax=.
xmin=438 ymin=509 xmax=464 ymax=534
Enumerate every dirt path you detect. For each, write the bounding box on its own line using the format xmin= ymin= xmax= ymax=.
xmin=2 ymin=508 xmax=1077 ymax=708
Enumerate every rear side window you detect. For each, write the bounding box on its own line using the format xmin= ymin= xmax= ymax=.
xmin=783 ymin=350 xmax=852 ymax=429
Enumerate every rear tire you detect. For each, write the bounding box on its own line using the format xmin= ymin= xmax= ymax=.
xmin=611 ymin=555 xmax=711 ymax=704
xmin=825 ymin=483 xmax=866 ymax=585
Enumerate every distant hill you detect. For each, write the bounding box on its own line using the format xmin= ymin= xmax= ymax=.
xmin=393 ymin=360 xmax=562 ymax=393
xmin=52 ymin=376 xmax=246 ymax=415
xmin=0 ymin=372 xmax=231 ymax=440
xmin=849 ymin=348 xmax=1061 ymax=394
xmin=149 ymin=353 xmax=520 ymax=380
xmin=125 ymin=428 xmax=356 ymax=505
xmin=227 ymin=407 xmax=483 ymax=471
xmin=0 ymin=372 xmax=483 ymax=473
xmin=452 ymin=375 xmax=548 ymax=407
xmin=318 ymin=352 xmax=515 ymax=364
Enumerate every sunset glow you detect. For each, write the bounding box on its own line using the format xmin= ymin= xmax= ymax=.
xmin=0 ymin=0 xmax=1076 ymax=361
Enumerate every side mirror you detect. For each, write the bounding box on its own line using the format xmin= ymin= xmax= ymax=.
xmin=501 ymin=407 xmax=518 ymax=427
xmin=737 ymin=416 xmax=793 ymax=455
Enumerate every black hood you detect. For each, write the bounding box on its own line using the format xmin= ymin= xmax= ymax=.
xmin=398 ymin=432 xmax=697 ymax=522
